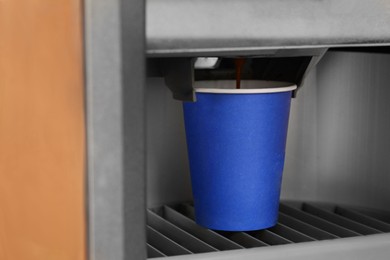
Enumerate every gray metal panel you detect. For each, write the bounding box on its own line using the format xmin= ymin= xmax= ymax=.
xmin=281 ymin=52 xmax=390 ymax=210
xmin=146 ymin=77 xmax=192 ymax=208
xmin=85 ymin=0 xmax=146 ymax=259
xmin=121 ymin=0 xmax=147 ymax=258
xmin=147 ymin=0 xmax=390 ymax=57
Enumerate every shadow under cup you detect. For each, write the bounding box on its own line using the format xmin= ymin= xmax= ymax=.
xmin=183 ymin=80 xmax=296 ymax=231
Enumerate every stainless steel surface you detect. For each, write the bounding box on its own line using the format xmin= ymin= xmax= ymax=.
xmin=147 ymin=0 xmax=390 ymax=57
xmin=147 ymin=201 xmax=390 ymax=258
xmin=146 ymin=77 xmax=192 ymax=207
xmin=283 ymin=52 xmax=390 ymax=209
xmin=149 ymin=233 xmax=390 ymax=260
xmin=85 ymin=0 xmax=146 ymax=259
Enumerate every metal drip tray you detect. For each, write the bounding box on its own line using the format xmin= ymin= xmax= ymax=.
xmin=147 ymin=201 xmax=390 ymax=258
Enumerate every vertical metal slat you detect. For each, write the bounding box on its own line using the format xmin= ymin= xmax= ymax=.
xmin=147 ymin=226 xmax=193 ymax=256
xmin=268 ymin=223 xmax=316 ymax=242
xmin=147 ymin=244 xmax=166 ymax=258
xmin=279 ymin=212 xmax=338 ymax=240
xmin=279 ymin=203 xmax=360 ymax=237
xmin=85 ymin=0 xmax=146 ymax=258
xmin=163 ymin=206 xmax=244 ymax=250
xmin=147 ymin=210 xmax=218 ymax=253
xmin=335 ymin=207 xmax=390 ymax=232
xmin=303 ymin=203 xmax=382 ymax=235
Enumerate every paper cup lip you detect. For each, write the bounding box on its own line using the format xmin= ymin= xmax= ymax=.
xmin=194 ymin=80 xmax=297 ymax=94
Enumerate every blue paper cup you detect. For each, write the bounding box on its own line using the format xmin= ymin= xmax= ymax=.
xmin=183 ymin=80 xmax=296 ymax=231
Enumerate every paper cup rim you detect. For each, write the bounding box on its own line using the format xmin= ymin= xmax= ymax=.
xmin=194 ymin=80 xmax=297 ymax=94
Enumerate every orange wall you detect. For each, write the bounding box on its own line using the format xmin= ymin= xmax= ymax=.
xmin=0 ymin=1 xmax=85 ymax=260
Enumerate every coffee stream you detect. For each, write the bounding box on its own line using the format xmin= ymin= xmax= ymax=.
xmin=235 ymin=58 xmax=245 ymax=89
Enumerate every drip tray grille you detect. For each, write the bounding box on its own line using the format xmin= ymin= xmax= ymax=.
xmin=147 ymin=202 xmax=390 ymax=258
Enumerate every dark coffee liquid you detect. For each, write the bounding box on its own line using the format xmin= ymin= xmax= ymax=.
xmin=235 ymin=58 xmax=245 ymax=89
